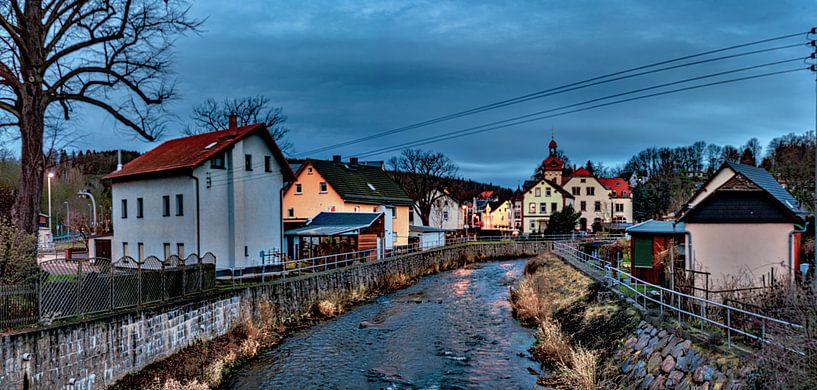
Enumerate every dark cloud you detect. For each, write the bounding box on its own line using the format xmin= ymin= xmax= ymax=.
xmin=68 ymin=0 xmax=816 ymax=186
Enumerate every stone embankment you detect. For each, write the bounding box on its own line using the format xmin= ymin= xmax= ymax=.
xmin=0 ymin=241 xmax=548 ymax=390
xmin=616 ymin=321 xmax=751 ymax=390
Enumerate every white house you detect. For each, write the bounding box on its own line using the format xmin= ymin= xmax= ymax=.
xmin=409 ymin=225 xmax=446 ymax=249
xmin=104 ymin=121 xmax=294 ymax=276
xmin=413 ymin=191 xmax=463 ymax=231
xmin=677 ymin=162 xmax=808 ymax=288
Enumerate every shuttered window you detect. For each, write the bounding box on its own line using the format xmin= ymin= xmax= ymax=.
xmin=633 ymin=237 xmax=653 ymax=268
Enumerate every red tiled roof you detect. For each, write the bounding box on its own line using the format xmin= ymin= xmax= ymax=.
xmin=103 ymin=123 xmax=294 ymax=182
xmin=598 ymin=177 xmax=631 ymax=197
xmin=569 ymin=167 xmax=594 ymax=177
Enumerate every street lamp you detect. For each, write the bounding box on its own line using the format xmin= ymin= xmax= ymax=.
xmin=47 ymin=172 xmax=54 ymax=234
xmin=77 ymin=190 xmax=97 ymax=230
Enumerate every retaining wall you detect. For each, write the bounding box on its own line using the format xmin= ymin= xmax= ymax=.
xmin=0 ymin=241 xmax=548 ymax=389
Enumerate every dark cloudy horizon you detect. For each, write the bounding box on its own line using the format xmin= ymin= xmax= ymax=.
xmin=38 ymin=1 xmax=817 ymax=186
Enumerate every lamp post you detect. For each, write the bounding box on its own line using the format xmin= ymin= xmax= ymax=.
xmin=77 ymin=190 xmax=97 ymax=230
xmin=64 ymin=201 xmax=70 ymax=238
xmin=47 ymin=172 xmax=54 ymax=234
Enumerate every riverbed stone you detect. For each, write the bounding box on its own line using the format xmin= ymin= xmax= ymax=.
xmin=677 ymin=349 xmax=704 ymax=371
xmin=647 ymin=352 xmax=663 ymax=372
xmin=693 ymin=365 xmax=716 ymax=383
xmin=641 ymin=374 xmax=655 ymax=389
xmin=649 ymin=375 xmax=667 ymax=390
xmin=654 ymin=335 xmax=669 ymax=351
xmin=643 ymin=336 xmax=660 ymax=355
xmin=635 ymin=334 xmax=651 ymax=350
xmin=661 ymin=355 xmax=676 ymax=373
xmin=622 ymin=356 xmax=636 ymax=374
xmin=662 ymin=336 xmax=679 ymax=357
xmin=658 ymin=330 xmax=668 ymax=338
xmin=625 ymin=336 xmax=638 ymax=349
xmin=650 ymin=327 xmax=658 ymax=337
xmin=633 ymin=360 xmax=647 ymax=379
xmin=667 ymin=370 xmax=685 ymax=387
xmin=358 ymin=321 xmax=369 ymax=329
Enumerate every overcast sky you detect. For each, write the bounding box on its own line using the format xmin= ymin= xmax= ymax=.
xmin=69 ymin=1 xmax=816 ymax=187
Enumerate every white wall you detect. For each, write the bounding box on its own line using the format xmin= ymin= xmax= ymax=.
xmin=112 ymin=133 xmax=285 ymax=272
xmin=686 ymin=222 xmax=794 ymax=288
xmin=418 ymin=231 xmax=445 ymax=249
xmin=420 ymin=194 xmax=462 ymax=231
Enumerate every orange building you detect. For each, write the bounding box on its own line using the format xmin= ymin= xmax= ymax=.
xmin=283 ymin=156 xmax=413 ymax=248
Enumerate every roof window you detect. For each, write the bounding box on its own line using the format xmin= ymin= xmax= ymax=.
xmin=204 ymin=141 xmax=217 ymax=150
xmin=367 ymin=183 xmax=376 ymax=191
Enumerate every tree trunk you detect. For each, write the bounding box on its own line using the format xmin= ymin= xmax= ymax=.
xmin=12 ymin=110 xmax=45 ymax=234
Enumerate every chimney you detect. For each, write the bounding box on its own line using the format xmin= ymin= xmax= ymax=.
xmin=332 ymin=155 xmax=342 ymax=163
xmin=228 ymin=113 xmax=237 ymax=129
xmin=116 ymin=149 xmax=123 ymax=171
xmin=349 ymin=157 xmax=359 ymax=165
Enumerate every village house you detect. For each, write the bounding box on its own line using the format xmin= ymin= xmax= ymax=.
xmin=412 ymin=190 xmax=463 ymax=231
xmin=521 ymin=178 xmax=574 ymax=234
xmin=103 ymin=120 xmax=294 ymax=276
xmin=675 ymin=162 xmax=808 ymax=288
xmin=484 ymin=199 xmax=512 ymax=231
xmin=284 ymin=212 xmax=385 ymax=260
xmin=283 ymin=156 xmax=413 ymax=251
xmin=562 ymin=167 xmax=633 ymax=231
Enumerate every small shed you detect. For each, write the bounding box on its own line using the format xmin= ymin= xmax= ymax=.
xmin=409 ymin=225 xmax=446 ymax=250
xmin=284 ymin=212 xmax=385 ymax=260
xmin=625 ymin=220 xmax=686 ymax=285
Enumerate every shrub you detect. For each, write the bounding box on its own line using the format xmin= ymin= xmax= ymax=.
xmin=0 ymin=218 xmax=38 ymax=284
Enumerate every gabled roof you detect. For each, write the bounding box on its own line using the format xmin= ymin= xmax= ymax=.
xmin=598 ymin=178 xmax=631 ymax=197
xmin=302 ymin=159 xmax=413 ymax=206
xmin=104 ymin=123 xmax=294 ymax=182
xmin=678 ymin=161 xmax=807 ymax=222
xmin=569 ymin=167 xmax=594 ymax=177
xmin=284 ymin=212 xmax=382 ymax=236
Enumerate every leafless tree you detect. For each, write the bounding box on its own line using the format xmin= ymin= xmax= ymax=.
xmin=0 ymin=1 xmax=201 ymax=233
xmin=388 ymin=148 xmax=458 ymax=226
xmin=185 ymin=95 xmax=290 ymax=152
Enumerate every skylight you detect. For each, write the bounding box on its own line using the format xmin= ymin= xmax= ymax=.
xmin=204 ymin=141 xmax=217 ymax=150
xmin=367 ymin=183 xmax=376 ymax=191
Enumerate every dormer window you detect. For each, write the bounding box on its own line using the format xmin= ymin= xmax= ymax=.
xmin=211 ymin=153 xmax=225 ymax=169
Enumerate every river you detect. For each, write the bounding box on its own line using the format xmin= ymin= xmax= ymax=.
xmin=224 ymin=259 xmax=539 ymax=389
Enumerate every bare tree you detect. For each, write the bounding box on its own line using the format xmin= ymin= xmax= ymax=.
xmin=0 ymin=1 xmax=201 ymax=233
xmin=186 ymin=95 xmax=290 ymax=151
xmin=388 ymin=148 xmax=458 ymax=226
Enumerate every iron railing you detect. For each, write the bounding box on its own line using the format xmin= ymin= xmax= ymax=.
xmin=552 ymin=241 xmax=804 ymax=353
xmin=0 ymin=253 xmax=216 ymax=330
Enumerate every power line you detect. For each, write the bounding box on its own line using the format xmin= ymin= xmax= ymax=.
xmin=356 ymin=66 xmax=809 ymax=158
xmin=296 ymin=31 xmax=809 ymax=156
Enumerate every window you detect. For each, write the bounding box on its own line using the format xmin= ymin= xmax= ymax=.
xmin=594 ymin=201 xmax=601 ymax=212
xmin=210 ymin=153 xmax=225 ymax=169
xmin=307 ymin=167 xmax=313 ymax=175
xmin=137 ymin=243 xmax=144 ymax=261
xmin=122 ymin=242 xmax=129 ymax=257
xmin=245 ymin=154 xmax=253 ymax=171
xmin=177 ymin=243 xmax=185 ymax=259
xmin=586 ymin=187 xmax=595 ymax=196
xmin=615 ymin=203 xmax=624 ymax=212
xmin=121 ymin=199 xmax=128 ymax=219
xmin=545 ymin=188 xmax=552 ymax=197
xmin=136 ymin=198 xmax=143 ymax=218
xmin=580 ymin=201 xmax=587 ymax=211
xmin=319 ymin=182 xmax=328 ymax=193
xmin=530 ymin=221 xmax=535 ymax=230
xmin=571 ymin=187 xmax=581 ymax=195
xmin=264 ymin=156 xmax=272 ymax=172
xmin=162 ymin=196 xmax=170 ymax=217
xmin=287 ymin=208 xmax=294 ymax=218
xmin=534 ymin=188 xmax=541 ymax=197
xmin=580 ymin=178 xmax=586 ymax=183
xmin=176 ymin=194 xmax=184 ymax=216
xmin=443 ymin=211 xmax=449 ymax=221
xmin=540 ymin=203 xmax=547 ymax=213
xmin=244 ymin=246 xmax=249 ymax=257
xmin=551 ymin=202 xmax=557 ymax=213
xmin=163 ymin=243 xmax=171 ymax=260
xmin=633 ymin=238 xmax=653 ymax=268
xmin=529 ymin=202 xmax=536 ymax=213
xmin=295 ymin=183 xmax=302 ymax=194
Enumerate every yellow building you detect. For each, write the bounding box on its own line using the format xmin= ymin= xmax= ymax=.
xmin=521 ymin=179 xmax=574 ymax=234
xmin=485 ymin=200 xmax=512 ymax=231
xmin=283 ymin=157 xmax=413 ymax=248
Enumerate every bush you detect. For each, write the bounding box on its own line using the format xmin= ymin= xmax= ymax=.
xmin=0 ymin=219 xmax=38 ymax=284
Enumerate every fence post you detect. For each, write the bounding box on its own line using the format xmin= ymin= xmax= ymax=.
xmin=659 ymin=289 xmax=663 ymax=317
xmin=76 ymin=260 xmax=83 ymax=317
xmin=109 ymin=260 xmax=114 ymax=311
xmin=198 ymin=256 xmax=203 ymax=293
xmin=181 ymin=257 xmax=186 ymax=298
xmin=137 ymin=261 xmax=143 ymax=306
xmin=699 ymin=299 xmax=705 ymax=332
xmin=726 ymin=308 xmax=732 ymax=351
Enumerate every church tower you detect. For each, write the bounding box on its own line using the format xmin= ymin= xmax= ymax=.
xmin=542 ymin=133 xmax=564 ymax=183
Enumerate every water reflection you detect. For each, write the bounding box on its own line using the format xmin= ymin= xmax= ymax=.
xmin=224 ymin=260 xmax=538 ymax=390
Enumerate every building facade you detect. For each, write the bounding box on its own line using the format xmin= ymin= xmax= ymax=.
xmin=521 ymin=179 xmax=574 ymax=234
xmin=283 ymin=157 xmax=413 ymax=248
xmin=414 ymin=191 xmax=463 ymax=231
xmin=563 ymin=168 xmax=633 ymax=231
xmin=104 ymin=122 xmax=294 ymax=275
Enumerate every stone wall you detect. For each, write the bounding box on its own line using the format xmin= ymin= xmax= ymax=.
xmin=616 ymin=321 xmax=752 ymax=390
xmin=0 ymin=241 xmax=547 ymax=390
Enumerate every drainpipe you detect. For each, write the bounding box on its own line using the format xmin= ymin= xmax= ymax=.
xmin=280 ymin=185 xmax=286 ymax=261
xmin=189 ymin=174 xmax=201 ymax=257
xmin=788 ymin=221 xmax=808 ymax=277
xmin=673 ymin=220 xmax=693 ymax=271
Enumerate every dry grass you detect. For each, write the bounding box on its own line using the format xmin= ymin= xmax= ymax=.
xmin=380 ymin=272 xmax=411 ymax=291
xmin=531 ymin=319 xmax=572 ymax=366
xmin=510 ymin=253 xmax=592 ymax=326
xmin=551 ymin=347 xmax=598 ymax=390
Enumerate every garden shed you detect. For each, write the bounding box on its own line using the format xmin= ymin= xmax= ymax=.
xmin=625 ymin=220 xmax=686 ymax=285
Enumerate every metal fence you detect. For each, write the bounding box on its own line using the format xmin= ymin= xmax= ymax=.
xmin=1 ymin=253 xmax=216 ymax=329
xmin=552 ymin=241 xmax=803 ymax=353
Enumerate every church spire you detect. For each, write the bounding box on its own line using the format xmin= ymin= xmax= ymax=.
xmin=548 ymin=127 xmax=557 ymax=157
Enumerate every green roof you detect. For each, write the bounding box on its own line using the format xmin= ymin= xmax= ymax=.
xmin=308 ymin=159 xmax=413 ymax=206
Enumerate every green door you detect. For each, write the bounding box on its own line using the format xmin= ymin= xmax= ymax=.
xmin=633 ymin=237 xmax=653 ymax=269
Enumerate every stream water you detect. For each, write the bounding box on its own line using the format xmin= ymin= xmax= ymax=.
xmin=223 ymin=259 xmax=539 ymax=389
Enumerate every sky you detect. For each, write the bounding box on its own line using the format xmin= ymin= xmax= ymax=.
xmin=63 ymin=0 xmax=817 ymax=187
